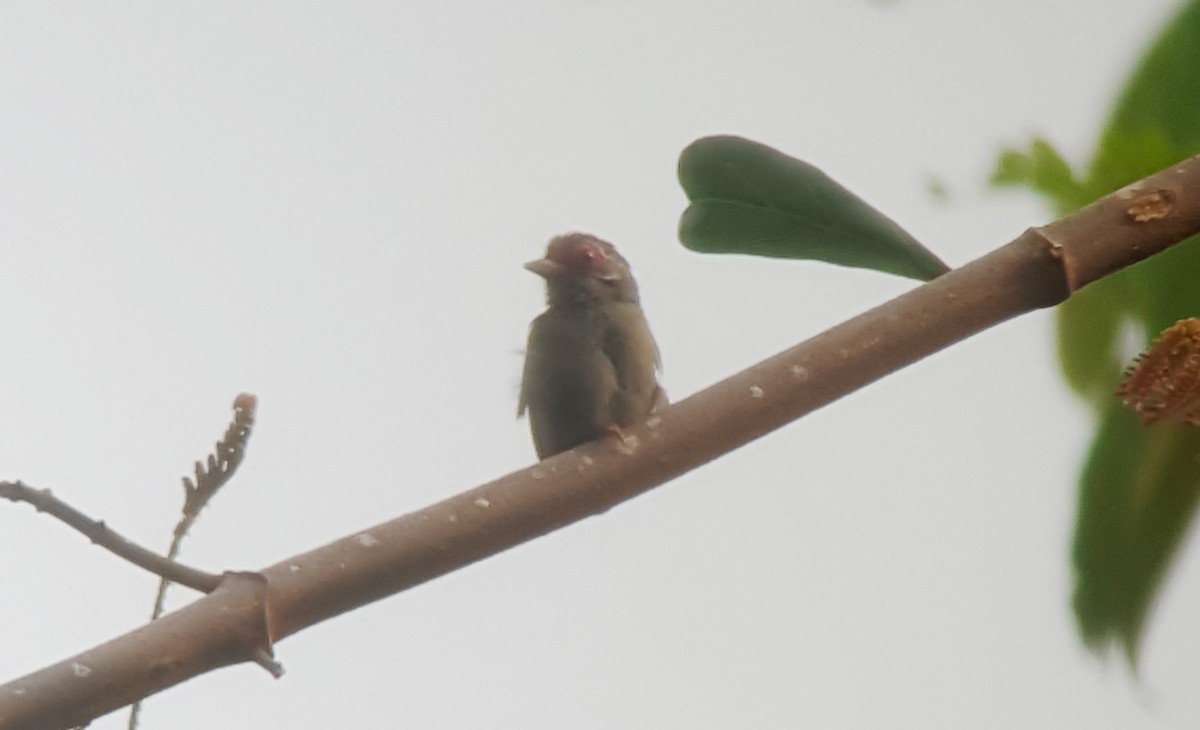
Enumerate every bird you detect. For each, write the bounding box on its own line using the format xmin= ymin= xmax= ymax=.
xmin=519 ymin=233 xmax=664 ymax=459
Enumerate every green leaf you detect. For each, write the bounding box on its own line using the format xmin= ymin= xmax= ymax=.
xmin=924 ymin=175 xmax=950 ymax=203
xmin=1073 ymin=406 xmax=1200 ymax=664
xmin=989 ymin=0 xmax=1200 ymax=662
xmin=1090 ymin=0 xmax=1200 ymax=194
xmin=989 ymin=138 xmax=1089 ymax=216
xmin=989 ymin=0 xmax=1200 ymax=663
xmin=678 ymin=135 xmax=949 ymax=281
xmin=1055 ymin=278 xmax=1131 ymax=404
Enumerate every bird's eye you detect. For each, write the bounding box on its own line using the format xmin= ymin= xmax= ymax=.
xmin=577 ymin=245 xmax=603 ymax=266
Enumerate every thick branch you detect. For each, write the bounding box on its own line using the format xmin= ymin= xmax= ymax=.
xmin=2 ymin=155 xmax=1198 ymax=730
xmin=0 ymin=573 xmax=271 ymax=730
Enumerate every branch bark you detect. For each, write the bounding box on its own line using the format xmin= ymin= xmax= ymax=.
xmin=3 ymin=155 xmax=1199 ymax=730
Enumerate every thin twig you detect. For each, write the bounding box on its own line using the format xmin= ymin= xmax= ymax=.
xmin=0 ymin=481 xmax=221 ymax=593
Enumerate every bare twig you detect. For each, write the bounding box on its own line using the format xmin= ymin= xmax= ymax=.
xmin=0 ymin=481 xmax=221 ymax=593
xmin=2 ymin=155 xmax=1198 ymax=730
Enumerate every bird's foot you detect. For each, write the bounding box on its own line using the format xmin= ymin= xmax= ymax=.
xmin=604 ymin=425 xmax=639 ymax=455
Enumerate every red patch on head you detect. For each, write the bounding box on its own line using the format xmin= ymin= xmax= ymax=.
xmin=548 ymin=237 xmax=608 ymax=273
xmin=576 ymin=244 xmax=601 ymax=266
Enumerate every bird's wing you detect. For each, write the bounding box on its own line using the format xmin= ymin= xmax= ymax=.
xmin=517 ymin=326 xmax=537 ymax=417
xmin=601 ymin=305 xmax=660 ymax=391
xmin=517 ymin=355 xmax=530 ymax=417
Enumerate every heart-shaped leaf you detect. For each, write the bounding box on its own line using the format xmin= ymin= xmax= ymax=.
xmin=678 ymin=135 xmax=949 ymax=281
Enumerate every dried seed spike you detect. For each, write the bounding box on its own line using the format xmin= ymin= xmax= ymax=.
xmin=1116 ymin=318 xmax=1200 ymax=425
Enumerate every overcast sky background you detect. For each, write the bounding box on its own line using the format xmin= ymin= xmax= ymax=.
xmin=2 ymin=2 xmax=1197 ymax=728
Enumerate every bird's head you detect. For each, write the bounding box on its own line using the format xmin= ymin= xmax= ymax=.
xmin=525 ymin=233 xmax=640 ymax=306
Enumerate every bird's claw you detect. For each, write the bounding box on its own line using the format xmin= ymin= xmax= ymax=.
xmin=604 ymin=425 xmax=639 ymax=454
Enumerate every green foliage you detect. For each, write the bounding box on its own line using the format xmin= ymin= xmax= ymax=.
xmin=991 ymin=0 xmax=1200 ymax=660
xmin=678 ymin=135 xmax=949 ymax=281
xmin=991 ymin=138 xmax=1090 ymax=216
xmin=1074 ymin=408 xmax=1200 ymax=665
xmin=1091 ymin=2 xmax=1200 ymax=195
xmin=1053 ymin=279 xmax=1133 ymax=401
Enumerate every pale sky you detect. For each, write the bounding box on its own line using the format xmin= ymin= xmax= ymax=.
xmin=2 ymin=2 xmax=1196 ymax=728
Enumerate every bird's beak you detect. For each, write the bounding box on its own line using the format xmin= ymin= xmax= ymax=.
xmin=524 ymin=257 xmax=564 ymax=279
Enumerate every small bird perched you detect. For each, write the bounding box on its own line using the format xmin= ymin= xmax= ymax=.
xmin=519 ymin=233 xmax=664 ymax=459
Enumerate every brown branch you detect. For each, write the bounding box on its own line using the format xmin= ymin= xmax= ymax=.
xmin=0 ymin=481 xmax=221 ymax=594
xmin=1 ymin=572 xmax=272 ymax=730
xmin=1 ymin=155 xmax=1198 ymax=730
